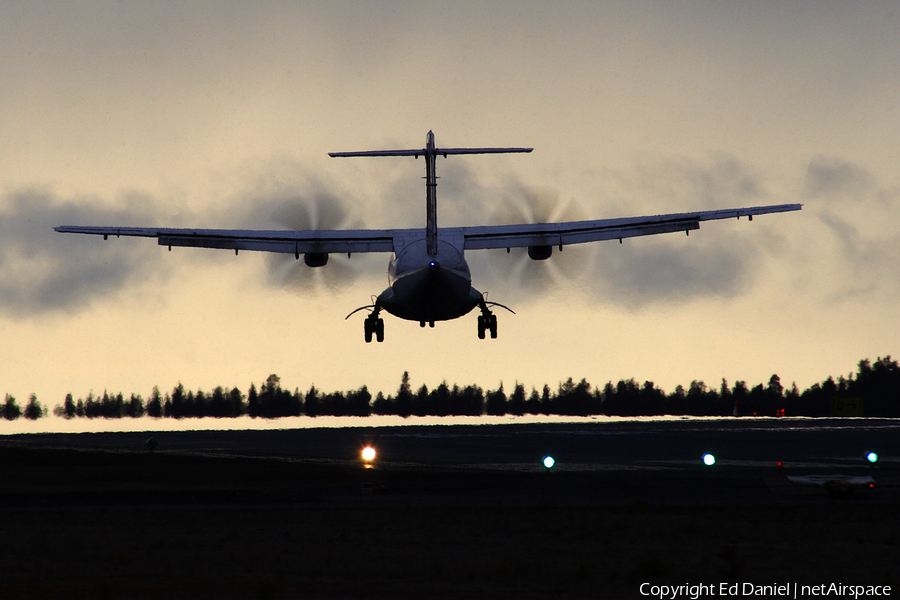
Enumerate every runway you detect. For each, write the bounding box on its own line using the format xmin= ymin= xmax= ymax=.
xmin=3 ymin=417 xmax=897 ymax=506
xmin=2 ymin=418 xmax=898 ymax=599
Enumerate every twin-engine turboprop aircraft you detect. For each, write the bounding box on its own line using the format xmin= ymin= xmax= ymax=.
xmin=56 ymin=131 xmax=801 ymax=342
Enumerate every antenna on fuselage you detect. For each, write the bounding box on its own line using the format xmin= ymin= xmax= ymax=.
xmin=329 ymin=131 xmax=532 ymax=256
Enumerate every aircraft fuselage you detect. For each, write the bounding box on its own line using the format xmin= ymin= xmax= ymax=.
xmin=378 ymin=238 xmax=482 ymax=323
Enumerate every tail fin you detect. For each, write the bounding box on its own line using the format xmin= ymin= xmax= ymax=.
xmin=329 ymin=131 xmax=532 ymax=256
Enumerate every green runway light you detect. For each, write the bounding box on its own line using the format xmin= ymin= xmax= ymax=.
xmin=702 ymin=453 xmax=716 ymax=466
xmin=866 ymin=452 xmax=879 ymax=464
xmin=542 ymin=456 xmax=555 ymax=469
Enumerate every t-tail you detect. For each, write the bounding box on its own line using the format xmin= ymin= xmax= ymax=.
xmin=330 ymin=131 xmax=532 ymax=256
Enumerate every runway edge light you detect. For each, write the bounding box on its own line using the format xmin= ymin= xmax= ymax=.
xmin=542 ymin=456 xmax=555 ymax=470
xmin=866 ymin=451 xmax=879 ymax=464
xmin=702 ymin=453 xmax=716 ymax=466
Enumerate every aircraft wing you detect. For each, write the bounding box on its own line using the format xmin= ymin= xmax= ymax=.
xmin=53 ymin=226 xmax=396 ymax=255
xmin=56 ymin=203 xmax=801 ymax=254
xmin=457 ymin=203 xmax=802 ymax=250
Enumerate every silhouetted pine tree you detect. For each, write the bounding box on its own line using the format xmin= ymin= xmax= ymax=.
xmin=430 ymin=382 xmax=452 ymax=416
xmin=304 ymin=385 xmax=320 ymax=417
xmin=170 ymin=384 xmax=187 ymax=418
xmin=24 ymin=394 xmax=44 ymax=420
xmin=59 ymin=393 xmax=76 ymax=419
xmin=850 ymin=356 xmax=900 ymax=416
xmin=347 ymin=386 xmax=372 ymax=417
xmin=230 ymin=387 xmax=246 ymax=417
xmin=372 ymin=391 xmax=393 ymax=415
xmin=319 ymin=390 xmax=348 ymax=416
xmin=508 ymin=383 xmax=526 ymax=416
xmin=458 ymin=384 xmax=484 ymax=416
xmin=395 ymin=372 xmax=413 ymax=418
xmin=126 ymin=394 xmax=144 ymax=418
xmin=247 ymin=383 xmax=260 ymax=418
xmin=485 ymin=383 xmax=507 ymax=416
xmin=147 ymin=387 xmax=163 ymax=418
xmin=555 ymin=378 xmax=593 ymax=416
xmin=2 ymin=394 xmax=21 ymax=420
xmin=412 ymin=384 xmax=429 ymax=416
xmin=525 ymin=387 xmax=541 ymax=415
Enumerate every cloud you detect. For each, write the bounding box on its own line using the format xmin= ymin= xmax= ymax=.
xmin=803 ymin=155 xmax=879 ymax=202
xmin=0 ymin=154 xmax=799 ymax=317
xmin=818 ymin=212 xmax=900 ymax=301
xmin=0 ymin=163 xmax=398 ymax=318
xmin=0 ymin=189 xmax=170 ymax=317
xmin=461 ymin=154 xmax=778 ymax=307
xmin=631 ymin=154 xmax=766 ymax=211
xmin=803 ymin=156 xmax=900 ymax=300
xmin=589 ymin=235 xmax=755 ymax=307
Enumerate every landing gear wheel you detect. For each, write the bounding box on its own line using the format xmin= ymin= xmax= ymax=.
xmin=477 ymin=315 xmax=486 ymax=339
xmin=349 ymin=302 xmax=386 ymax=344
xmin=489 ymin=314 xmax=498 ymax=339
xmin=364 ymin=313 xmax=384 ymax=343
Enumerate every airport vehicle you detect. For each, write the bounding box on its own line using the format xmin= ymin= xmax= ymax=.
xmin=56 ymin=131 xmax=801 ymax=342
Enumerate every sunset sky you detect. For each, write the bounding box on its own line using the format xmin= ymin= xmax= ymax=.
xmin=2 ymin=2 xmax=898 ymax=417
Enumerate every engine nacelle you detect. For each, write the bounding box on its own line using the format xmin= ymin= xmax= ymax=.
xmin=527 ymin=245 xmax=552 ymax=260
xmin=304 ymin=252 xmax=329 ymax=267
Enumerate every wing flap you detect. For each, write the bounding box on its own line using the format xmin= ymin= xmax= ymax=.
xmin=56 ymin=226 xmax=395 ymax=254
xmin=462 ymin=219 xmax=699 ymax=250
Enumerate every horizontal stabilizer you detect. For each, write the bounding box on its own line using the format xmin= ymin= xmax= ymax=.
xmin=328 ymin=150 xmax=421 ymax=157
xmin=329 ymin=147 xmax=532 ymax=158
xmin=440 ymin=147 xmax=532 ymax=155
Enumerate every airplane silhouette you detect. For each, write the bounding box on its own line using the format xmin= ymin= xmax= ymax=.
xmin=56 ymin=131 xmax=801 ymax=342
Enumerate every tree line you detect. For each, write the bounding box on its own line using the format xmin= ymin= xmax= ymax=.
xmin=2 ymin=357 xmax=899 ymax=421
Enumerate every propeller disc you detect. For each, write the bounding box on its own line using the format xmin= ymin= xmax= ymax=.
xmin=266 ymin=193 xmax=363 ymax=293
xmin=487 ymin=187 xmax=593 ymax=293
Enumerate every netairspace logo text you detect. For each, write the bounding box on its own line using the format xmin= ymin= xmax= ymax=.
xmin=639 ymin=583 xmax=892 ymax=599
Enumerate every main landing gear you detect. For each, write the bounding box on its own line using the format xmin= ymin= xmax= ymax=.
xmin=477 ymin=311 xmax=498 ymax=339
xmin=364 ymin=309 xmax=384 ymax=343
xmin=346 ymin=303 xmax=385 ymax=343
xmin=477 ymin=297 xmax=515 ymax=340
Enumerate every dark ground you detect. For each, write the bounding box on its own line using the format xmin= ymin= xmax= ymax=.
xmin=1 ymin=419 xmax=898 ymax=599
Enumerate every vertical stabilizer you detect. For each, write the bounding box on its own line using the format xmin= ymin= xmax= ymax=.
xmin=424 ymin=131 xmax=438 ymax=256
